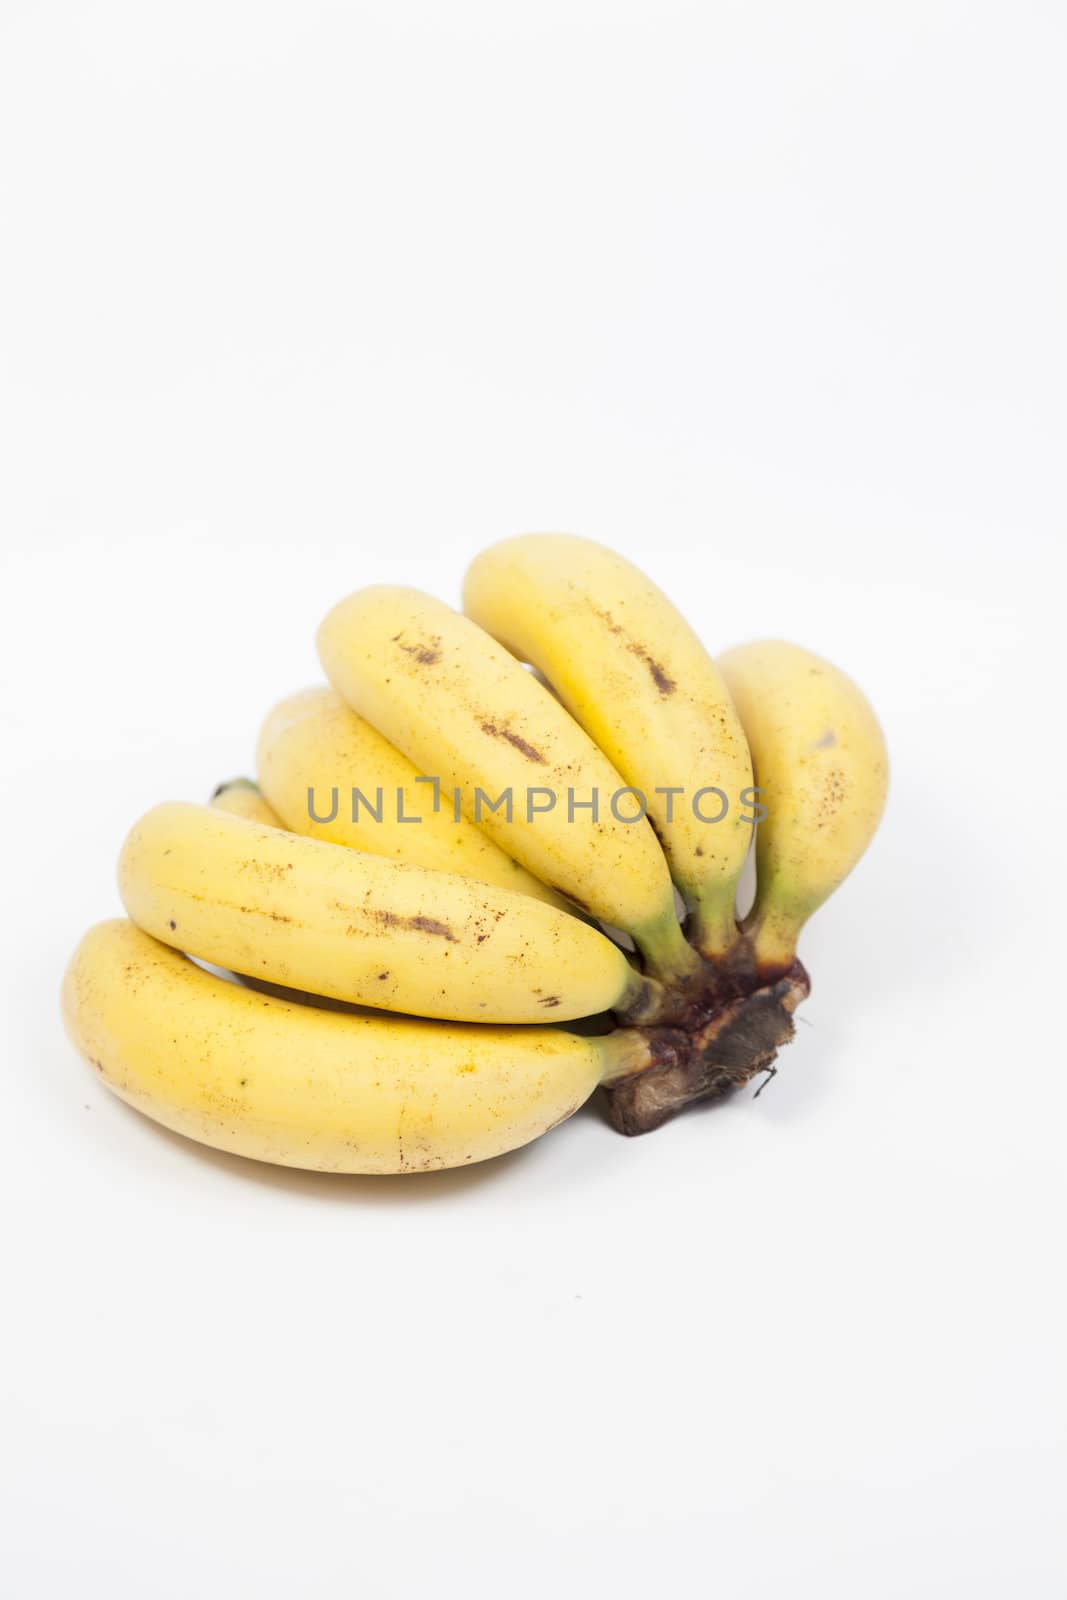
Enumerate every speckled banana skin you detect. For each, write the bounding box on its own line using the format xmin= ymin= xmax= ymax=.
xmin=256 ymin=686 xmax=568 ymax=908
xmin=118 ymin=801 xmax=648 ymax=1025
xmin=717 ymin=641 xmax=889 ymax=971
xmin=464 ymin=534 xmax=754 ymax=959
xmin=210 ymin=777 xmax=284 ymax=828
xmin=317 ymin=587 xmax=701 ymax=986
xmin=63 ymin=921 xmax=646 ymax=1173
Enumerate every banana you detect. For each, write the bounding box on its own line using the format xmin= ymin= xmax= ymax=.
xmin=256 ymin=686 xmax=567 ymax=908
xmin=210 ymin=777 xmax=284 ymax=828
xmin=63 ymin=920 xmax=652 ymax=1172
xmin=317 ymin=587 xmax=702 ymax=986
xmin=716 ymin=641 xmax=889 ymax=973
xmin=463 ymin=534 xmax=754 ymax=959
xmin=118 ymin=801 xmax=658 ymax=1024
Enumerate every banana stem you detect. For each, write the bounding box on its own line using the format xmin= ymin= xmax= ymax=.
xmin=210 ymin=776 xmax=259 ymax=799
xmin=600 ymin=963 xmax=810 ymax=1134
xmin=743 ymin=904 xmax=803 ymax=978
xmin=594 ymin=1028 xmax=655 ymax=1086
xmin=685 ymin=889 xmax=743 ymax=965
xmin=633 ymin=907 xmax=706 ymax=986
xmin=614 ymin=968 xmax=700 ymax=1027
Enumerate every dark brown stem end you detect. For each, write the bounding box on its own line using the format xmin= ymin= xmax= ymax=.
xmin=602 ymin=963 xmax=810 ymax=1136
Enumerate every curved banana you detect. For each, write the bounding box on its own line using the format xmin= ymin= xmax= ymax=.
xmin=257 ymin=686 xmax=567 ymax=908
xmin=118 ymin=801 xmax=657 ymax=1024
xmin=717 ymin=641 xmax=889 ymax=972
xmin=464 ymin=534 xmax=754 ymax=959
xmin=63 ymin=920 xmax=650 ymax=1172
xmin=317 ymin=587 xmax=701 ymax=986
xmin=210 ymin=777 xmax=284 ymax=828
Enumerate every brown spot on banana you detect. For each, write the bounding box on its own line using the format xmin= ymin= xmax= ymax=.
xmin=476 ymin=719 xmax=547 ymax=763
xmin=374 ymin=910 xmax=458 ymax=943
xmin=590 ymin=605 xmax=677 ymax=696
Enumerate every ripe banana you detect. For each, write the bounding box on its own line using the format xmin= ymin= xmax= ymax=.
xmin=63 ymin=920 xmax=653 ymax=1172
xmin=210 ymin=777 xmax=284 ymax=828
xmin=717 ymin=640 xmax=889 ymax=973
xmin=317 ymin=587 xmax=702 ymax=986
xmin=256 ymin=686 xmax=567 ymax=907
xmin=118 ymin=801 xmax=659 ymax=1024
xmin=463 ymin=534 xmax=754 ymax=960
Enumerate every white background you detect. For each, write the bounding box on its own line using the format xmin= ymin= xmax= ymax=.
xmin=2 ymin=3 xmax=1064 ymax=1595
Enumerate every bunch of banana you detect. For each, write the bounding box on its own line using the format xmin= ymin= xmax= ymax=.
xmin=63 ymin=535 xmax=888 ymax=1173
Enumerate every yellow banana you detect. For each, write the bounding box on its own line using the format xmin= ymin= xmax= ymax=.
xmin=256 ymin=686 xmax=567 ymax=907
xmin=63 ymin=920 xmax=652 ymax=1172
xmin=317 ymin=587 xmax=702 ymax=986
xmin=463 ymin=534 xmax=754 ymax=959
xmin=118 ymin=801 xmax=658 ymax=1024
xmin=210 ymin=777 xmax=284 ymax=828
xmin=717 ymin=641 xmax=889 ymax=973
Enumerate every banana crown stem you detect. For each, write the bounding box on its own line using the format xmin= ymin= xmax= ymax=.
xmin=601 ymin=963 xmax=810 ymax=1133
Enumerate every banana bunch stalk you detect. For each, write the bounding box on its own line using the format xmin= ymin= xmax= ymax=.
xmin=63 ymin=536 xmax=888 ymax=1173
